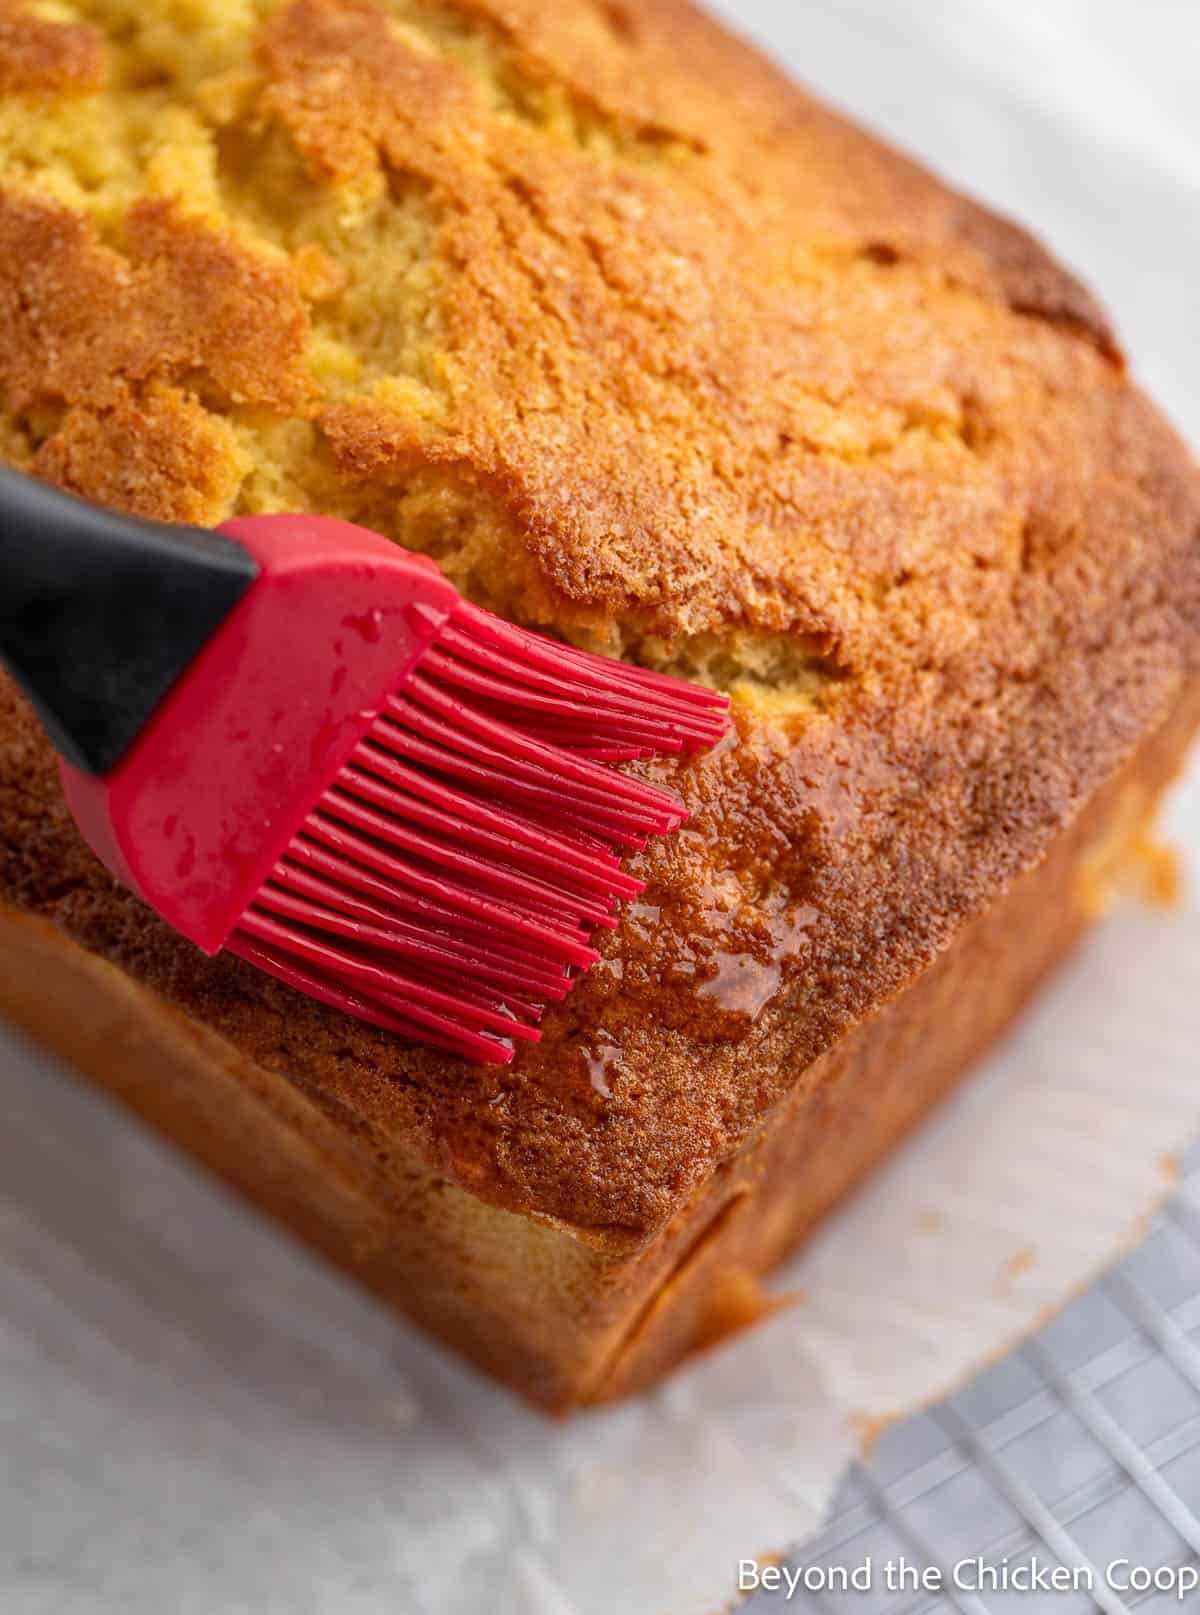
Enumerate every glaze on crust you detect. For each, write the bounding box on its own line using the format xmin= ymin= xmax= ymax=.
xmin=1 ymin=0 xmax=1198 ymax=1243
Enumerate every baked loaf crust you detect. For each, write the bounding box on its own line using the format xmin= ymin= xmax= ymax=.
xmin=1 ymin=0 xmax=1198 ymax=1407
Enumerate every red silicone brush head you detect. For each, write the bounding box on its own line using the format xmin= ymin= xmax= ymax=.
xmin=60 ymin=514 xmax=729 ymax=1063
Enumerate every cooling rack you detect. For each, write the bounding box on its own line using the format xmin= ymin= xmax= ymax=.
xmin=744 ymin=1147 xmax=1200 ymax=1613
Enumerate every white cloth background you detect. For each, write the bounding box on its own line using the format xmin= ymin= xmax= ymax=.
xmin=2 ymin=5 xmax=1199 ymax=1613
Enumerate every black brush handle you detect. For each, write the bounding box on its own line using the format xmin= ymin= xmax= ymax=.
xmin=0 ymin=468 xmax=258 ymax=777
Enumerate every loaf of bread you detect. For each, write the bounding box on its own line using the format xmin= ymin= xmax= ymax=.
xmin=2 ymin=0 xmax=1198 ymax=1410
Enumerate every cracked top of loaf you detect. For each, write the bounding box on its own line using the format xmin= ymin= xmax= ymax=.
xmin=1 ymin=0 xmax=1197 ymax=1238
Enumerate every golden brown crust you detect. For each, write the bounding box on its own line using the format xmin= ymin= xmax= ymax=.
xmin=0 ymin=1 xmax=102 ymax=96
xmin=1 ymin=0 xmax=1199 ymax=1246
xmin=951 ymin=198 xmax=1122 ymax=362
xmin=32 ymin=385 xmax=247 ymax=522
xmin=0 ymin=191 xmax=315 ymax=418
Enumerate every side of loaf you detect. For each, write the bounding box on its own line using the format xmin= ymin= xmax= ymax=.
xmin=3 ymin=688 xmax=1196 ymax=1408
xmin=1 ymin=0 xmax=1198 ymax=1408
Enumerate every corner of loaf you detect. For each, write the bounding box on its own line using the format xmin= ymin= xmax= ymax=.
xmin=1 ymin=0 xmax=1198 ymax=1405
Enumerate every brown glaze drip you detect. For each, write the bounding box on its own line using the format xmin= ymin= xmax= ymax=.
xmin=590 ymin=719 xmax=828 ymax=1042
xmin=697 ymin=904 xmax=818 ymax=1018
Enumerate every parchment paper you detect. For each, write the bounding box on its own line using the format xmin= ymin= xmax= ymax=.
xmin=2 ymin=4 xmax=1199 ymax=1612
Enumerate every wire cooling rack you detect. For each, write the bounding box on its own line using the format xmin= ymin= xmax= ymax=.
xmin=743 ymin=1146 xmax=1200 ymax=1614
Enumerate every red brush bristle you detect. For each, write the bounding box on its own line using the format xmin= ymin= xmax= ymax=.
xmin=229 ymin=600 xmax=728 ymax=1063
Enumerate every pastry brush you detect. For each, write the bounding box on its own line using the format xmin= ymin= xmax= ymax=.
xmin=0 ymin=468 xmax=728 ymax=1063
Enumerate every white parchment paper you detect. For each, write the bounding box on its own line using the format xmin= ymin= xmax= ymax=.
xmin=2 ymin=4 xmax=1199 ymax=1612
